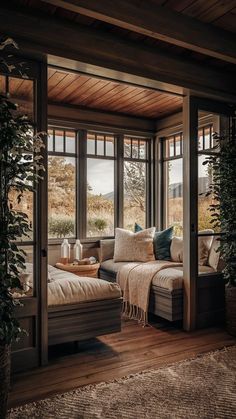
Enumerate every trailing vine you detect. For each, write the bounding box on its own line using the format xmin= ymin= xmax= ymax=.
xmin=204 ymin=119 xmax=236 ymax=286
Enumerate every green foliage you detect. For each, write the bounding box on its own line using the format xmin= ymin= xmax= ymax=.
xmin=0 ymin=91 xmax=45 ymax=344
xmin=87 ymin=217 xmax=108 ymax=234
xmin=48 ymin=216 xmax=75 ymax=238
xmin=93 ymin=218 xmax=108 ymax=232
xmin=204 ymin=124 xmax=236 ymax=286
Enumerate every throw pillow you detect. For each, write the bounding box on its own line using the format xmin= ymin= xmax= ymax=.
xmin=134 ymin=223 xmax=173 ymax=260
xmin=170 ymin=230 xmax=214 ymax=265
xmin=114 ymin=227 xmax=155 ymax=262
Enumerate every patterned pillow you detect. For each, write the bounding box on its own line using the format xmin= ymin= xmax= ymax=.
xmin=114 ymin=227 xmax=155 ymax=262
xmin=135 ymin=224 xmax=173 ymax=260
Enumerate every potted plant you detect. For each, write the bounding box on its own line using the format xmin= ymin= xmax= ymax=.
xmin=205 ymin=119 xmax=236 ymax=335
xmin=0 ymin=40 xmax=45 ymax=417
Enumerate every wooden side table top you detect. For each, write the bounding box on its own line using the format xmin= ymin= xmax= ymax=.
xmin=55 ymin=262 xmax=100 ymax=278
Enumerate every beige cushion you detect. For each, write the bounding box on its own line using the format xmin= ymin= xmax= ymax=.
xmin=208 ymin=236 xmax=220 ymax=271
xmin=48 ymin=267 xmax=121 ymax=306
xmin=114 ymin=227 xmax=155 ymax=262
xmin=101 ymin=259 xmax=132 ymax=273
xmin=171 ymin=230 xmax=214 ymax=265
xmin=170 ymin=237 xmax=183 ymax=263
xmin=99 ymin=239 xmax=115 ymax=262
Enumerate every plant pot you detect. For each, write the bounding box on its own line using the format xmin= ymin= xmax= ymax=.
xmin=225 ymin=286 xmax=236 ymax=336
xmin=0 ymin=344 xmax=11 ymax=419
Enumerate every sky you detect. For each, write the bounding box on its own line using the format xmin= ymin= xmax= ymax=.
xmin=87 ymin=158 xmax=114 ymax=195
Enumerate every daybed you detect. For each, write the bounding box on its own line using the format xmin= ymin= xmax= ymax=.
xmin=18 ymin=264 xmax=122 ymax=346
xmin=99 ymin=236 xmax=225 ymax=325
xmin=47 ymin=266 xmax=122 ymax=345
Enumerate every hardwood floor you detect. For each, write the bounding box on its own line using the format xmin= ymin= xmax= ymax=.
xmin=9 ymin=318 xmax=236 ymax=408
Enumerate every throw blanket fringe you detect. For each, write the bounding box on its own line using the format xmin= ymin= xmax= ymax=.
xmin=117 ymin=261 xmax=183 ymax=326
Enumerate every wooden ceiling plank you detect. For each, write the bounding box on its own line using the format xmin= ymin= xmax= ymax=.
xmin=85 ymin=84 xmax=139 ymax=108
xmin=40 ymin=0 xmax=236 ymax=64
xmin=76 ymin=80 xmax=115 ymax=105
xmin=59 ymin=75 xmax=92 ymax=102
xmin=47 ymin=70 xmax=69 ymax=93
xmin=107 ymin=89 xmax=159 ymax=112
xmin=117 ymin=92 xmax=170 ymax=113
xmin=123 ymin=93 xmax=174 ymax=114
xmin=198 ymin=2 xmax=236 ymax=24
xmin=79 ymin=81 xmax=124 ymax=106
xmin=49 ymin=72 xmax=81 ymax=101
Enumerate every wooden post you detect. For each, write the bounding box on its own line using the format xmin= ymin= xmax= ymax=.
xmin=183 ymin=95 xmax=198 ymax=331
xmin=37 ymin=61 xmax=48 ymax=366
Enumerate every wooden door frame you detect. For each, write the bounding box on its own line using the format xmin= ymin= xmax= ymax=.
xmin=183 ymin=94 xmax=235 ymax=331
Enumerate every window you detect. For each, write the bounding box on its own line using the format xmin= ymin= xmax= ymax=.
xmin=47 ymin=128 xmax=152 ymax=240
xmin=164 ymin=133 xmax=183 ymax=236
xmin=123 ymin=136 xmax=148 ymax=230
xmin=163 ymin=126 xmax=215 ymax=235
xmin=198 ymin=125 xmax=218 ymax=231
xmin=48 ymin=128 xmax=76 ymax=239
xmin=86 ymin=132 xmax=115 ymax=237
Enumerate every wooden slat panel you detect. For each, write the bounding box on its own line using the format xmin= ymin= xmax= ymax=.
xmin=47 ymin=68 xmax=183 ymax=118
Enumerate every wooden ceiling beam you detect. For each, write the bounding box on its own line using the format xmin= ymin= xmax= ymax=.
xmin=0 ymin=5 xmax=235 ymax=100
xmin=41 ymin=0 xmax=236 ymax=64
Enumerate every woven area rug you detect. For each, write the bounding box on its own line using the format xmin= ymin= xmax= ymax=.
xmin=9 ymin=346 xmax=236 ymax=419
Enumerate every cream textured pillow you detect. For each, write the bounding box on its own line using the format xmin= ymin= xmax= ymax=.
xmin=170 ymin=236 xmax=183 ymax=262
xmin=114 ymin=227 xmax=155 ymax=262
xmin=170 ymin=230 xmax=214 ymax=266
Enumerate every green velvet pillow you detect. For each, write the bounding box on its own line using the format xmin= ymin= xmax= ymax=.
xmin=134 ymin=223 xmax=173 ymax=260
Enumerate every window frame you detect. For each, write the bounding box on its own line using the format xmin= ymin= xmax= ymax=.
xmin=47 ymin=127 xmax=78 ymax=242
xmin=123 ymin=135 xmax=151 ymax=230
xmin=47 ymin=125 xmax=153 ymax=242
xmin=162 ymin=123 xmax=215 ymax=232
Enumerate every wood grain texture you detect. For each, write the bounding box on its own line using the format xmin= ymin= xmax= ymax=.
xmin=9 ymin=319 xmax=236 ymax=408
xmin=47 ymin=68 xmax=182 ymax=119
xmin=48 ymin=298 xmax=122 ymax=346
xmin=1 ymin=4 xmax=235 ymax=102
xmin=40 ymin=0 xmax=236 ymax=63
xmin=55 ymin=262 xmax=100 ymax=277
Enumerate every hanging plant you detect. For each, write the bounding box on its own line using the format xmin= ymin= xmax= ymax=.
xmin=204 ymin=120 xmax=236 ymax=287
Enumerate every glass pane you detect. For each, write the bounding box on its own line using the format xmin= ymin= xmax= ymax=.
xmin=139 ymin=140 xmax=146 ymax=159
xmin=204 ymin=126 xmax=211 ymax=150
xmin=87 ymin=132 xmax=95 ymax=155
xmin=48 ymin=129 xmax=53 ymax=152
xmin=55 ymin=130 xmax=64 ymax=152
xmin=66 ymin=131 xmax=76 ymax=153
xmin=9 ymin=77 xmax=34 ymax=121
xmin=198 ymin=128 xmax=204 ymax=150
xmin=105 ymin=135 xmax=114 ymax=157
xmin=166 ymin=158 xmax=183 ymax=236
xmin=124 ymin=161 xmax=146 ymax=230
xmin=87 ymin=158 xmax=114 ymax=237
xmin=48 ymin=156 xmax=76 ymax=238
xmin=166 ymin=136 xmax=175 ymax=157
xmin=124 ymin=137 xmax=131 ymax=158
xmin=175 ymin=134 xmax=181 ymax=155
xmin=131 ymin=139 xmax=139 ymax=159
xmin=198 ymin=155 xmax=219 ymax=232
xmin=97 ymin=134 xmax=104 ymax=156
xmin=12 ymin=245 xmax=34 ymax=298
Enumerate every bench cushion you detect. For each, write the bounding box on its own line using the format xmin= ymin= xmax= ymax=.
xmin=48 ymin=266 xmax=121 ymax=307
xmin=100 ymin=259 xmax=214 ymax=291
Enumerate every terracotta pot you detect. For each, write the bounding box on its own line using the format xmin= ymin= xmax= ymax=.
xmin=0 ymin=344 xmax=11 ymax=419
xmin=225 ymin=286 xmax=236 ymax=336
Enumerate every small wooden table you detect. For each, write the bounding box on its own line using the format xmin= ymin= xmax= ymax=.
xmin=55 ymin=262 xmax=100 ymax=278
